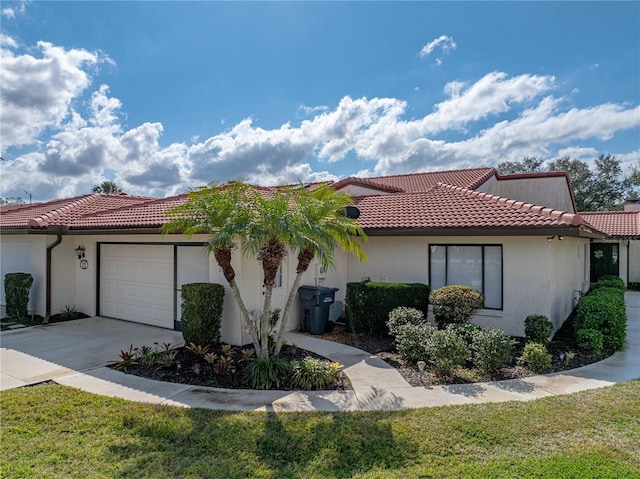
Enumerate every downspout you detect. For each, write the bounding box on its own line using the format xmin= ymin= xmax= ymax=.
xmin=44 ymin=232 xmax=63 ymax=323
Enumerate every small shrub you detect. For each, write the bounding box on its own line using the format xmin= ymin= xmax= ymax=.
xmin=518 ymin=342 xmax=551 ymax=373
xmin=429 ymin=285 xmax=484 ymax=328
xmin=593 ymin=275 xmax=625 ymax=290
xmin=245 ymin=357 xmax=292 ymax=390
xmin=471 ymin=328 xmax=516 ymax=373
xmin=425 ymin=326 xmax=468 ymax=376
xmin=575 ymin=287 xmax=626 ymax=352
xmin=61 ymin=304 xmax=78 ymax=321
xmin=346 ymin=282 xmax=430 ymax=336
xmin=394 ymin=323 xmax=436 ymax=363
xmin=576 ymin=328 xmax=604 ymax=356
xmin=185 ymin=342 xmax=210 ymax=359
xmin=448 ymin=323 xmax=484 ymax=347
xmin=212 ymin=356 xmax=233 ymax=376
xmin=291 ymin=357 xmax=340 ymax=390
xmin=387 ymin=307 xmax=426 ymax=336
xmin=524 ymin=314 xmax=554 ymax=345
xmin=180 ymin=282 xmax=225 ymax=346
xmin=4 ymin=272 xmax=33 ymax=319
xmin=109 ymin=345 xmax=139 ymax=371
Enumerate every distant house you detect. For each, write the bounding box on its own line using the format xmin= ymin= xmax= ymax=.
xmin=581 ymin=199 xmax=640 ymax=286
xmin=0 ymin=167 xmax=606 ymax=342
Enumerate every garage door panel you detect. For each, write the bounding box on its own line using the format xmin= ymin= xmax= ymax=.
xmin=100 ymin=244 xmax=174 ymax=328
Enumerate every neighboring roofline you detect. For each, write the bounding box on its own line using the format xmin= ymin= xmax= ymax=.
xmin=331 ymin=176 xmax=405 ymax=193
xmin=495 ymin=170 xmax=579 ymax=214
xmin=580 ymin=210 xmax=640 ymax=239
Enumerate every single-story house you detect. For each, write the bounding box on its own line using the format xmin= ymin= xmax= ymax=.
xmin=0 ymin=167 xmax=607 ymax=342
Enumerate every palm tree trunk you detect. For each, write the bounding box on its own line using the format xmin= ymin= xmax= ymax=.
xmin=274 ymin=248 xmax=315 ymax=356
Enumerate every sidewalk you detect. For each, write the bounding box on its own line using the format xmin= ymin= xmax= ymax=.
xmin=5 ymin=292 xmax=639 ymax=412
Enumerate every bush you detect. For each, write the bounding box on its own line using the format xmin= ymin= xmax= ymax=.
xmin=593 ymin=276 xmax=625 ymax=291
xmin=346 ymin=282 xmax=430 ymax=336
xmin=291 ymin=357 xmax=341 ymax=390
xmin=387 ymin=307 xmax=426 ymax=336
xmin=4 ymin=272 xmax=33 ymax=319
xmin=576 ymin=328 xmax=604 ymax=356
xmin=575 ymin=287 xmax=626 ymax=352
xmin=518 ymin=342 xmax=551 ymax=372
xmin=180 ymin=283 xmax=225 ymax=346
xmin=429 ymin=285 xmax=484 ymax=328
xmin=448 ymin=323 xmax=484 ymax=347
xmin=393 ymin=323 xmax=436 ymax=363
xmin=524 ymin=314 xmax=554 ymax=345
xmin=471 ymin=328 xmax=516 ymax=373
xmin=244 ymin=357 xmax=292 ymax=390
xmin=425 ymin=326 xmax=468 ymax=376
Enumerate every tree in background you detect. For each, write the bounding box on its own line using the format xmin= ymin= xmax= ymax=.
xmin=92 ymin=181 xmax=122 ymax=194
xmin=497 ymin=154 xmax=640 ymax=211
xmin=163 ymin=181 xmax=367 ymax=359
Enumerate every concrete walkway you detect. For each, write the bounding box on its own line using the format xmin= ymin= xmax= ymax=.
xmin=2 ymin=292 xmax=638 ymax=411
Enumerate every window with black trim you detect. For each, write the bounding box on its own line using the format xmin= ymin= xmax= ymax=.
xmin=429 ymin=245 xmax=503 ymax=309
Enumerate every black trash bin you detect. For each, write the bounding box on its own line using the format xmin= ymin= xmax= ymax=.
xmin=298 ymin=285 xmax=339 ymax=335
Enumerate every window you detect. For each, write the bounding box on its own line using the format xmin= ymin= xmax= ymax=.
xmin=429 ymin=245 xmax=503 ymax=309
xmin=274 ymin=264 xmax=283 ymax=288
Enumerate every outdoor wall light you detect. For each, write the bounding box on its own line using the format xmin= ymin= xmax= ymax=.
xmin=546 ymin=236 xmax=554 ymax=242
xmin=75 ymin=245 xmax=86 ymax=259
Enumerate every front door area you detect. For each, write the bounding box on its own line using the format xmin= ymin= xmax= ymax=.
xmin=590 ymin=243 xmax=619 ymax=283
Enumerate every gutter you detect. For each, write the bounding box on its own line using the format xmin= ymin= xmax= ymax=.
xmin=44 ymin=230 xmax=64 ymax=323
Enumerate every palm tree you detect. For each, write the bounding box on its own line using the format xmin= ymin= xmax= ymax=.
xmin=163 ymin=181 xmax=367 ymax=359
xmin=92 ymin=181 xmax=122 ymax=194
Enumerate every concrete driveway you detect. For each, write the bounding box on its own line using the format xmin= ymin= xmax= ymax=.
xmin=0 ymin=316 xmax=183 ymax=390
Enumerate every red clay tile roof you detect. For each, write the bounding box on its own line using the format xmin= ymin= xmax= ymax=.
xmin=332 ymin=167 xmax=496 ymax=194
xmin=355 ymin=183 xmax=586 ymax=232
xmin=581 ymin=211 xmax=640 ymax=238
xmin=0 ymin=193 xmax=155 ymax=229
xmin=67 ymin=194 xmax=189 ymax=229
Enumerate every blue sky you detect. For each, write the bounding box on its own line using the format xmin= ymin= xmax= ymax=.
xmin=1 ymin=1 xmax=638 ymax=201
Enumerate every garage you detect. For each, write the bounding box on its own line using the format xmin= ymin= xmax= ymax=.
xmin=1 ymin=241 xmax=32 ymax=310
xmin=99 ymin=244 xmax=174 ymax=328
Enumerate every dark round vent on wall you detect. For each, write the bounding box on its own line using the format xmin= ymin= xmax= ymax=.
xmin=345 ymin=205 xmax=360 ymax=219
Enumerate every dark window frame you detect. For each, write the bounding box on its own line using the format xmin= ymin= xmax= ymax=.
xmin=428 ymin=244 xmax=504 ymax=310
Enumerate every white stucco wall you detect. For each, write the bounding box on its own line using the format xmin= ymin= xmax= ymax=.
xmin=494 ymin=176 xmax=575 ymax=213
xmin=630 ymin=240 xmax=640 ymax=283
xmin=345 ymin=235 xmax=589 ymax=336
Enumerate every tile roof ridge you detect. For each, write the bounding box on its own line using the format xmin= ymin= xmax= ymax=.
xmin=581 ymin=210 xmax=639 ymax=215
xmin=372 ymin=166 xmax=495 ymax=181
xmin=435 ymin=182 xmax=585 ymax=226
xmin=27 ymin=194 xmax=101 ymax=228
xmin=332 ymin=176 xmax=406 ymax=192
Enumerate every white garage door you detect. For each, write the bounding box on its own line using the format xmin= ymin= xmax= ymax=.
xmin=100 ymin=244 xmax=174 ymax=328
xmin=0 ymin=242 xmax=32 ymax=308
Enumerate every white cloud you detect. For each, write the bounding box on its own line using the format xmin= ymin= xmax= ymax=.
xmin=419 ymin=35 xmax=457 ymax=57
xmin=1 ymin=1 xmax=28 ymax=19
xmin=0 ymin=40 xmax=102 ymax=153
xmin=1 ymin=38 xmax=638 ymax=202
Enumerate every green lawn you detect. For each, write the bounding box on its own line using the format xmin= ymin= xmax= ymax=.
xmin=2 ymin=381 xmax=639 ymax=478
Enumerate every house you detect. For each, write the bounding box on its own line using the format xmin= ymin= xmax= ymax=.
xmin=581 ymin=200 xmax=640 ymax=286
xmin=0 ymin=167 xmax=606 ymax=342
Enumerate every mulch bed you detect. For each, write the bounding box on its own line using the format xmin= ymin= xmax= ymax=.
xmin=115 ymin=343 xmax=352 ymax=391
xmin=0 ymin=312 xmax=89 ymax=330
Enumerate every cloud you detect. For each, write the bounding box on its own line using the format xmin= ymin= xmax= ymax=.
xmin=0 ymin=38 xmax=638 ymax=202
xmin=0 ymin=39 xmax=103 ymax=153
xmin=1 ymin=0 xmax=28 ymax=19
xmin=419 ymin=35 xmax=457 ymax=57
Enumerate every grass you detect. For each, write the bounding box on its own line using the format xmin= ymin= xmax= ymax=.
xmin=1 ymin=381 xmax=639 ymax=478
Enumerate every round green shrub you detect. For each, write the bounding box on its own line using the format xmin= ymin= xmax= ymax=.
xmin=429 ymin=285 xmax=484 ymax=328
xmin=393 ymin=323 xmax=436 ymax=363
xmin=448 ymin=323 xmax=484 ymax=347
xmin=291 ymin=357 xmax=338 ymax=390
xmin=425 ymin=326 xmax=468 ymax=376
xmin=471 ymin=328 xmax=516 ymax=373
xmin=180 ymin=282 xmax=225 ymax=346
xmin=575 ymin=287 xmax=626 ymax=352
xmin=524 ymin=314 xmax=554 ymax=345
xmin=576 ymin=328 xmax=604 ymax=356
xmin=594 ymin=276 xmax=625 ymax=290
xmin=387 ymin=306 xmax=426 ymax=336
xmin=517 ymin=342 xmax=551 ymax=373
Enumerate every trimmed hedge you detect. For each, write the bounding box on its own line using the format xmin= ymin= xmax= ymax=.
xmin=346 ymin=282 xmax=430 ymax=336
xmin=575 ymin=283 xmax=626 ymax=353
xmin=592 ymin=275 xmax=625 ymax=291
xmin=4 ymin=272 xmax=33 ymax=319
xmin=180 ymin=282 xmax=225 ymax=346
